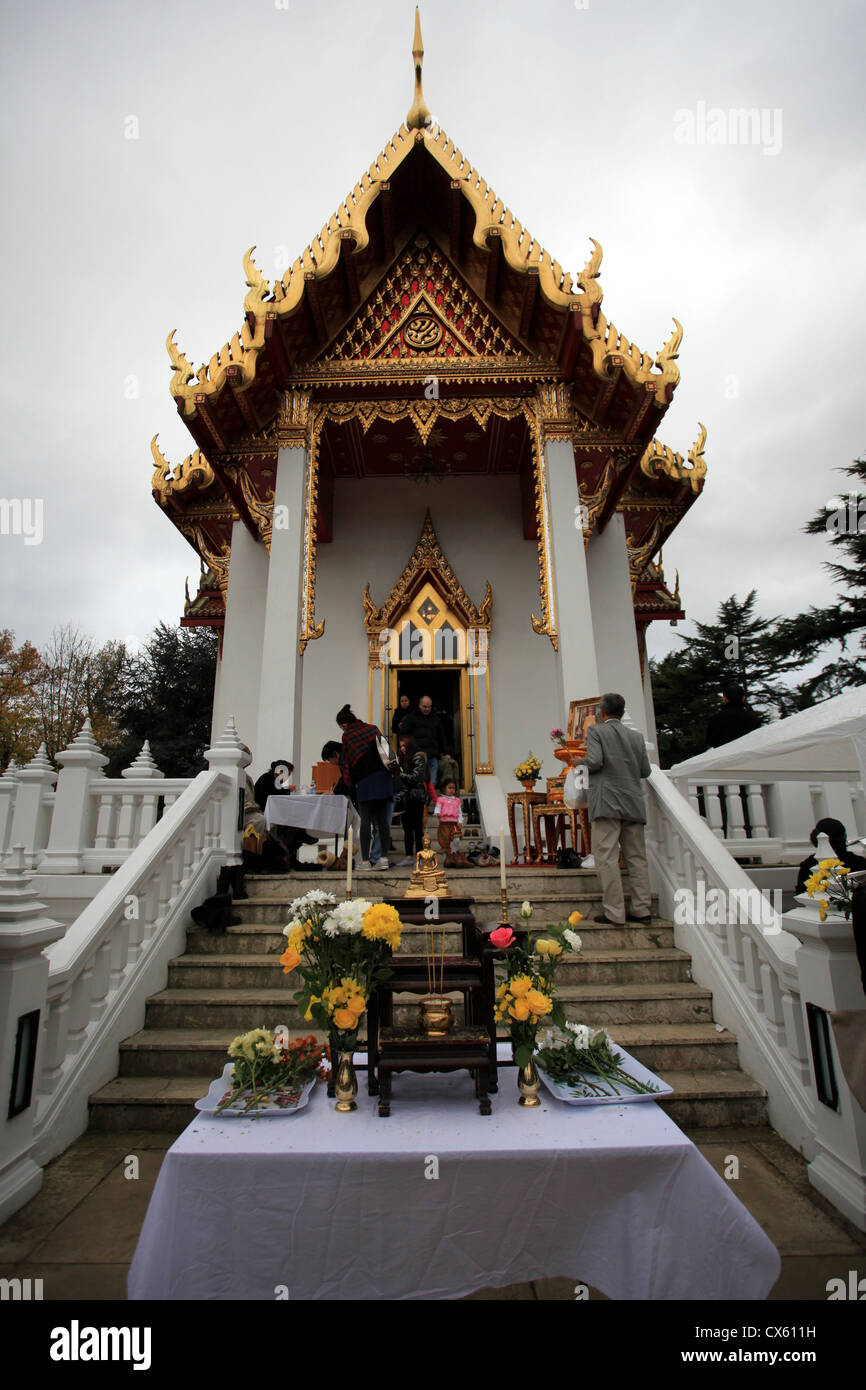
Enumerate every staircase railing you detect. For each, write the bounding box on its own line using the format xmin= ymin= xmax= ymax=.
xmin=0 ymin=720 xmax=248 ymax=1220
xmin=646 ymin=764 xmax=866 ymax=1230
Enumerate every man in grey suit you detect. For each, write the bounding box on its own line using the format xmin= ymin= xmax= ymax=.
xmin=576 ymin=692 xmax=652 ymax=925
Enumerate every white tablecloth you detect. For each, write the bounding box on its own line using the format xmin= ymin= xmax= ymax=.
xmin=127 ymin=1067 xmax=780 ymax=1301
xmin=264 ymin=793 xmax=359 ymax=838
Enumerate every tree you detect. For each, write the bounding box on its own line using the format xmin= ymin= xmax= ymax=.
xmin=649 ymin=592 xmax=801 ymax=766
xmin=0 ymin=630 xmax=43 ymax=770
xmin=34 ymin=625 xmax=126 ymax=763
xmin=104 ymin=624 xmax=218 ymax=777
xmin=762 ymin=453 xmax=866 ymax=700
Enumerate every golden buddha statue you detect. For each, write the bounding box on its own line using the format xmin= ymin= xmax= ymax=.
xmin=404 ymin=835 xmax=450 ymax=899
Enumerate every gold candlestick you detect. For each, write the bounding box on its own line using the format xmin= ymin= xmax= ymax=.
xmin=499 ymin=886 xmax=509 ymax=925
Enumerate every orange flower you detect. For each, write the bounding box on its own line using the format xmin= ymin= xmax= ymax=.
xmin=332 ymin=1007 xmax=357 ymax=1031
xmin=280 ymin=947 xmax=301 ymax=974
xmin=509 ymin=997 xmax=531 ymax=1021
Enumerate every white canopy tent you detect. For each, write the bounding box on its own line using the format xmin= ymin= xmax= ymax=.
xmin=669 ymin=686 xmax=866 ymax=784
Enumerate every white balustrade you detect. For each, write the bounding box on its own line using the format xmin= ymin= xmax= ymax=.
xmin=647 ymin=766 xmax=866 ymax=1231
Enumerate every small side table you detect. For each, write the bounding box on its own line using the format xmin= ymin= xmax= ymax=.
xmin=506 ymin=790 xmax=547 ymax=864
xmin=376 ymin=1026 xmax=493 ymax=1116
xmin=531 ymin=802 xmax=588 ymax=863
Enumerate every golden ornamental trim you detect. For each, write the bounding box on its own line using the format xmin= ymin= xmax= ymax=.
xmin=299 ymin=410 xmax=325 ymax=656
xmin=536 ymin=381 xmax=575 ymax=442
xmin=363 ymin=510 xmax=493 ymax=640
xmin=578 ymin=459 xmax=616 ymax=550
xmin=640 ymin=421 xmax=707 ymax=494
xmin=151 ymin=435 xmax=215 ymax=500
xmin=321 ymin=395 xmax=528 ymax=445
xmin=166 ymin=124 xmax=681 ymax=420
xmin=277 ymin=391 xmax=312 ymax=449
xmin=626 ymin=519 xmax=664 ymax=594
xmin=526 ymin=400 xmax=559 ymax=651
xmin=178 ymin=523 xmax=231 ymax=592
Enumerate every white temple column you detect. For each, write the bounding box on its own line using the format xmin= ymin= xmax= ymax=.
xmin=255 ymin=442 xmax=308 ymax=774
xmin=544 ymin=437 xmax=600 ymax=714
xmin=211 ymin=520 xmax=268 ymax=759
xmin=587 ymin=512 xmax=647 ymax=733
xmin=641 ymin=643 xmax=660 ymax=760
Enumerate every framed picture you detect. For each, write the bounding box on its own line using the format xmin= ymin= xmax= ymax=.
xmin=567 ymin=696 xmax=601 ymax=745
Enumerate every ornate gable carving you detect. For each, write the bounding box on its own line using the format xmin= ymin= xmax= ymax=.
xmin=324 ymin=234 xmax=527 ymax=364
xmin=363 ymin=510 xmax=492 ymax=638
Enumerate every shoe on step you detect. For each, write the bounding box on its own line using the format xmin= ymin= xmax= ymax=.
xmin=375 ymin=858 xmax=389 ymax=870
xmin=593 ymin=912 xmax=624 ymax=924
xmin=358 ymin=860 xmax=373 ymax=871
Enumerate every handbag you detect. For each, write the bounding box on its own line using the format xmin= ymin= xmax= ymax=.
xmin=564 ymin=766 xmax=588 ymax=810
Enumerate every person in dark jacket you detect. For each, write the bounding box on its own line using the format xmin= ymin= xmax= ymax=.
xmin=253 ymin=759 xmax=317 ymax=870
xmin=795 ymin=818 xmax=866 ymax=894
xmin=396 ymin=734 xmax=428 ymax=864
xmin=706 ymin=684 xmax=761 ymax=748
xmin=399 ymin=694 xmax=449 ymax=791
xmin=336 ymin=704 xmax=394 ymax=869
xmin=391 ymin=694 xmax=413 ymax=743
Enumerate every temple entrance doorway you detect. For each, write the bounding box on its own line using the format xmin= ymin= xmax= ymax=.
xmin=387 ymin=666 xmax=470 ymax=791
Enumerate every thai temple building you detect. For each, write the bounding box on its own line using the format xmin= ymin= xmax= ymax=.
xmin=153 ymin=10 xmax=706 ymax=818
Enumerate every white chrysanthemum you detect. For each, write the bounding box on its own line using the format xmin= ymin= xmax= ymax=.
xmin=329 ymin=899 xmax=371 ymax=935
xmin=537 ymin=1024 xmax=571 ymax=1051
xmin=591 ymin=1026 xmax=612 ymax=1048
xmin=566 ymin=1022 xmax=592 ymax=1049
xmin=563 ymin=929 xmax=582 ymax=952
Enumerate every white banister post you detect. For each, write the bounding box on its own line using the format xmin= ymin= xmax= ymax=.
xmin=724 ymin=784 xmax=747 ymax=843
xmin=8 ymin=746 xmax=57 ymax=869
xmin=122 ymin=741 xmax=165 ymax=841
xmin=746 ymin=784 xmax=770 ymax=839
xmin=41 ymin=720 xmax=108 ymax=874
xmin=0 ymin=762 xmax=20 ymax=857
xmin=704 ymin=785 xmax=725 ymax=841
xmin=204 ymin=717 xmax=250 ymax=864
xmin=784 ymin=868 xmax=866 ymax=1230
xmin=0 ymin=847 xmax=65 ymax=1222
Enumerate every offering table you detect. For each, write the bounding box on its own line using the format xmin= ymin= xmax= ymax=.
xmin=127 ymin=1061 xmax=780 ymax=1302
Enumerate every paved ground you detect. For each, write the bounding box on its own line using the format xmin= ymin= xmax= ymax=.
xmin=2 ymin=1123 xmax=864 ymax=1300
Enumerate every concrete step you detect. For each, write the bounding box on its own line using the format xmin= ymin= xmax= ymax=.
xmin=186 ymin=919 xmax=675 ymax=955
xmin=88 ymin=1065 xmax=767 ymax=1133
xmin=143 ymin=980 xmax=714 ymax=1031
xmin=228 ymin=896 xmax=635 ymax=928
xmin=117 ymin=1021 xmax=742 ymax=1080
xmin=241 ymin=868 xmax=626 ymax=901
xmin=166 ymin=948 xmax=693 ymax=991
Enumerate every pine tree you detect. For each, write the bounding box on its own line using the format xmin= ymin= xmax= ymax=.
xmin=104 ymin=624 xmax=218 ymax=777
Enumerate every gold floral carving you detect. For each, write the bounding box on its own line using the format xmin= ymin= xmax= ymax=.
xmin=277 ymin=391 xmax=312 ymax=448
xmin=536 ymin=382 xmax=574 ymax=442
xmin=178 ymin=523 xmax=231 ymax=591
xmin=639 ymin=421 xmax=707 ymax=494
xmin=527 ymin=402 xmax=559 ymax=651
xmin=299 ymin=407 xmax=325 ymax=655
xmin=626 ymin=519 xmax=664 ymax=593
xmin=363 ymin=511 xmax=492 ymax=641
xmin=151 ymin=435 xmax=215 ymax=500
xmin=577 ymin=459 xmax=616 ymax=550
xmin=322 ymin=395 xmax=527 ymax=445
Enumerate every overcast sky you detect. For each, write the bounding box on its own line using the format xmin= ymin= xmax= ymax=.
xmin=1 ymin=0 xmax=863 ymax=669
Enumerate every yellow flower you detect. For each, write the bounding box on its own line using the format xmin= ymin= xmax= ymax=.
xmin=362 ymin=903 xmax=403 ymax=951
xmin=526 ymin=988 xmax=552 ymax=1016
xmin=536 ymin=939 xmax=550 ymax=956
xmin=333 ymin=1008 xmax=357 ymax=1031
xmin=509 ymin=998 xmax=531 ymax=1021
xmin=568 ymin=911 xmax=582 ymax=927
xmin=509 ymin=976 xmax=531 ymax=998
xmin=818 ymin=903 xmax=828 ymax=922
xmin=817 ymin=858 xmax=842 ymax=871
xmin=280 ymin=947 xmax=301 ymax=974
xmin=346 ymin=994 xmax=366 ymax=1017
xmin=496 ymin=982 xmax=508 ymax=999
xmin=837 ymin=866 xmax=851 ymax=875
xmin=304 ymin=994 xmax=321 ymax=1022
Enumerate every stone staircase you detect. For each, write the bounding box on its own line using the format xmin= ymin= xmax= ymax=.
xmin=88 ymin=865 xmax=769 ymax=1133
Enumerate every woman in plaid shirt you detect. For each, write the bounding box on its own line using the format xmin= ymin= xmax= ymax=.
xmin=336 ymin=704 xmax=395 ymax=869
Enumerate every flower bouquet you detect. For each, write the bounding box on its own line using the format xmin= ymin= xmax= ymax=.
xmin=534 ymin=1022 xmax=662 ymax=1100
xmin=281 ymin=889 xmax=403 ymax=1109
xmin=493 ymin=901 xmax=583 ymax=1103
xmin=513 ymin=753 xmax=542 ymax=785
xmin=210 ymin=1028 xmax=329 ymax=1115
xmin=803 ymin=858 xmax=855 ymax=921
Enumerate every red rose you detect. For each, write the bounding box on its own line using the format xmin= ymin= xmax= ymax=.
xmin=489 ymin=926 xmax=515 ymax=948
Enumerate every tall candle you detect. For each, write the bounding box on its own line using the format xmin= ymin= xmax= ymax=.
xmin=499 ymin=826 xmax=506 ymax=888
xmin=346 ymin=825 xmax=353 ymax=897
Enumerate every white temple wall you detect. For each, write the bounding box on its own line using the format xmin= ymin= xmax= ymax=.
xmin=298 ymin=477 xmax=564 ymax=789
xmin=211 ymin=519 xmax=268 ymax=756
xmin=587 ymin=512 xmax=648 ymax=734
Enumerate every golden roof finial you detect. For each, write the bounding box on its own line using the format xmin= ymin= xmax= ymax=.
xmin=407 ymin=7 xmax=431 ymax=130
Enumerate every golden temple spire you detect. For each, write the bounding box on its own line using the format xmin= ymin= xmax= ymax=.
xmin=407 ymin=7 xmax=431 ymax=130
